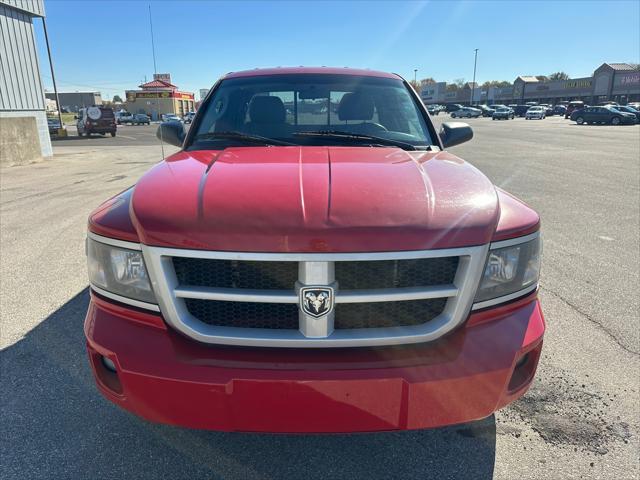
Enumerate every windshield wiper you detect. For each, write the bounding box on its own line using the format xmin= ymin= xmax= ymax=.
xmin=194 ymin=131 xmax=296 ymax=146
xmin=293 ymin=130 xmax=418 ymax=151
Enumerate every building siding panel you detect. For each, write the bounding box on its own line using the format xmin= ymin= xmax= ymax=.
xmin=0 ymin=0 xmax=44 ymax=17
xmin=0 ymin=3 xmax=44 ymax=110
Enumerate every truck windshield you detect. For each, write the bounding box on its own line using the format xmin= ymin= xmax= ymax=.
xmin=190 ymin=74 xmax=434 ymax=150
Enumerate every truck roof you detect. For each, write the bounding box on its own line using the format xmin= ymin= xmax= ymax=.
xmin=223 ymin=66 xmax=401 ymax=80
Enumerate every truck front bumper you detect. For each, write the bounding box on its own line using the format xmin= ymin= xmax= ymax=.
xmin=85 ymin=291 xmax=544 ymax=433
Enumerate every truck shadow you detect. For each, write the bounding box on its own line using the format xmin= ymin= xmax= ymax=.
xmin=1 ymin=289 xmax=496 ymax=479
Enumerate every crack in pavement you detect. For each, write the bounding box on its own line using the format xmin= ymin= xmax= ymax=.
xmin=540 ymin=285 xmax=639 ymax=356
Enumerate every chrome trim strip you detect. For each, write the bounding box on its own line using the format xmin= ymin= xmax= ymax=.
xmin=90 ymin=284 xmax=160 ymax=312
xmin=471 ymin=283 xmax=538 ymax=311
xmin=88 ymin=232 xmax=141 ymax=251
xmin=146 ymin=246 xmax=466 ymax=261
xmin=141 ymin=244 xmax=489 ymax=348
xmin=174 ymin=286 xmax=298 ymax=303
xmin=490 ymin=231 xmax=539 ymax=249
xmin=336 ymin=285 xmax=458 ymax=303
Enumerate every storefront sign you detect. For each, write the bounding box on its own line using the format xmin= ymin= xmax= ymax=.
xmin=565 ymin=80 xmax=592 ymax=89
xmin=620 ymin=73 xmax=640 ymax=85
xmin=126 ymin=91 xmax=195 ymax=100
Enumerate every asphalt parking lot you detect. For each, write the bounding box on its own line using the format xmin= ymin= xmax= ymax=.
xmin=1 ymin=115 xmax=639 ymax=479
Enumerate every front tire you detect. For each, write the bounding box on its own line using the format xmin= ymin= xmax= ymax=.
xmin=576 ymin=117 xmax=585 ymax=125
xmin=611 ymin=116 xmax=621 ymax=125
xmin=110 ymin=131 xmax=116 ymax=137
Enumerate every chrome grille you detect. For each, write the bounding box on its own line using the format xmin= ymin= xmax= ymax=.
xmin=142 ymin=246 xmax=489 ymax=348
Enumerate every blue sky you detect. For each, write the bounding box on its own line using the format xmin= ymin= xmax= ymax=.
xmin=36 ymin=0 xmax=640 ymax=100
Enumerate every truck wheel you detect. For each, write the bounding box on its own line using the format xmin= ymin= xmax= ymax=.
xmin=576 ymin=117 xmax=584 ymax=125
xmin=611 ymin=117 xmax=621 ymax=125
xmin=110 ymin=131 xmax=116 ymax=137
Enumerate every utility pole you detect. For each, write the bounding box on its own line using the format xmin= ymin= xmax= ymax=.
xmin=41 ymin=17 xmax=65 ymax=136
xmin=149 ymin=4 xmax=164 ymax=158
xmin=472 ymin=48 xmax=478 ymax=106
xmin=414 ymin=69 xmax=418 ymax=84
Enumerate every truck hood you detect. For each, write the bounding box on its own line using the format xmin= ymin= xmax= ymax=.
xmin=131 ymin=147 xmax=499 ymax=252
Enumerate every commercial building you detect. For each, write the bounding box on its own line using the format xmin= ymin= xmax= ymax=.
xmin=0 ymin=0 xmax=52 ymax=163
xmin=124 ymin=74 xmax=195 ymax=120
xmin=44 ymin=91 xmax=102 ymax=112
xmin=421 ymin=62 xmax=640 ymax=106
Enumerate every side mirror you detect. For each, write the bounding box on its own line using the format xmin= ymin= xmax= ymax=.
xmin=440 ymin=122 xmax=473 ymax=148
xmin=156 ymin=121 xmax=185 ymax=147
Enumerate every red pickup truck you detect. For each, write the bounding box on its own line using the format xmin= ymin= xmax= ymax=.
xmin=85 ymin=67 xmax=544 ymax=433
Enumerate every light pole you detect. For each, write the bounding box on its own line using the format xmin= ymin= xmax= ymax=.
xmin=414 ymin=69 xmax=418 ymax=84
xmin=472 ymin=49 xmax=478 ymax=106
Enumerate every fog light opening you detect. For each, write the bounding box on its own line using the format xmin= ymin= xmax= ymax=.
xmin=102 ymin=356 xmax=117 ymax=372
xmin=508 ymin=344 xmax=542 ymax=393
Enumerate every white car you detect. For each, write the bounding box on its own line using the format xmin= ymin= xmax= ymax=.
xmin=162 ymin=114 xmax=182 ymax=123
xmin=525 ymin=106 xmax=546 ymax=120
xmin=451 ymin=107 xmax=482 ymax=118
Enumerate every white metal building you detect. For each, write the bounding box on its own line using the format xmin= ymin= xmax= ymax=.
xmin=0 ymin=0 xmax=52 ymax=158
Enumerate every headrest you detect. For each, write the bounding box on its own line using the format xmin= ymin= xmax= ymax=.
xmin=249 ymin=96 xmax=286 ymax=124
xmin=338 ymin=92 xmax=374 ymax=121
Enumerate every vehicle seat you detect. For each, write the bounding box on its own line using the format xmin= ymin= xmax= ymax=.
xmin=337 ymin=92 xmax=380 ymax=134
xmin=245 ymin=96 xmax=290 ymax=138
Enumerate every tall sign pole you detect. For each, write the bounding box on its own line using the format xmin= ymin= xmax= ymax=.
xmin=472 ymin=48 xmax=479 ymax=105
xmin=42 ymin=17 xmax=65 ymax=136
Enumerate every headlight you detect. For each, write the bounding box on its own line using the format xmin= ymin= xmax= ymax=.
xmin=87 ymin=237 xmax=156 ymax=304
xmin=474 ymin=235 xmax=541 ymax=304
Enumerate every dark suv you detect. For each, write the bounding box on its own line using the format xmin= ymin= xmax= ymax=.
xmin=76 ymin=106 xmax=117 ymax=137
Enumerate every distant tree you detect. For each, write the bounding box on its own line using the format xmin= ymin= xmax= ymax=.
xmin=419 ymin=77 xmax=436 ymax=88
xmin=408 ymin=80 xmax=421 ymax=92
xmin=548 ymin=71 xmax=570 ymax=81
xmin=481 ymin=80 xmax=512 ymax=89
xmin=112 ymin=95 xmax=123 ymax=103
xmin=535 ymin=75 xmax=548 ymax=82
xmin=446 ymin=83 xmax=459 ymax=92
xmin=453 ymin=78 xmax=465 ymax=88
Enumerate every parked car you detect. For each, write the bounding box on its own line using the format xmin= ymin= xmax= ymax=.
xmin=492 ymin=107 xmax=514 ymax=120
xmin=513 ymin=105 xmax=531 ymax=117
xmin=451 ymin=107 xmax=482 ymax=118
xmin=47 ymin=118 xmax=61 ymax=135
xmin=627 ymin=102 xmax=640 ymax=110
xmin=84 ymin=67 xmax=544 ymax=434
xmin=162 ymin=113 xmax=182 ymax=122
xmin=182 ymin=112 xmax=196 ymax=123
xmin=116 ymin=112 xmax=133 ymax=125
xmin=570 ymin=106 xmax=637 ymax=125
xmin=525 ymin=106 xmax=546 ymax=120
xmin=565 ymin=101 xmax=586 ymax=119
xmin=540 ymin=105 xmax=554 ymax=116
xmin=552 ymin=105 xmax=567 ymax=116
xmin=120 ymin=114 xmax=150 ymax=125
xmin=76 ymin=106 xmax=116 ymax=137
xmin=445 ymin=103 xmax=463 ymax=112
xmin=612 ymin=105 xmax=640 ymax=122
xmin=476 ymin=105 xmax=495 ymax=117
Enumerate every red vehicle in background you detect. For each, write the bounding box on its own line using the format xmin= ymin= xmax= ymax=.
xmin=564 ymin=100 xmax=586 ymax=119
xmin=84 ymin=67 xmax=545 ymax=433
